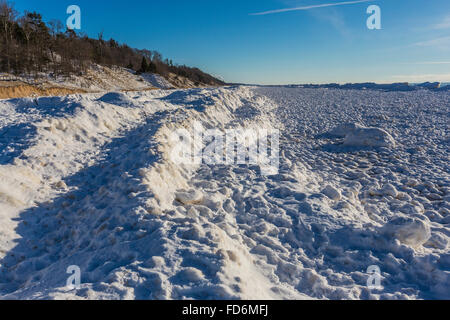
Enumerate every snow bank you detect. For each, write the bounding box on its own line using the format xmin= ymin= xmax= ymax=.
xmin=0 ymin=86 xmax=295 ymax=300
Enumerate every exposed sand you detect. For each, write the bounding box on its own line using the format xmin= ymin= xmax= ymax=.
xmin=0 ymin=82 xmax=87 ymax=99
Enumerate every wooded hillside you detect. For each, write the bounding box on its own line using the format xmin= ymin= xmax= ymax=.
xmin=0 ymin=1 xmax=224 ymax=86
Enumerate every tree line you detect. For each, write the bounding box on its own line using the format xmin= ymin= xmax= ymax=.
xmin=0 ymin=1 xmax=223 ymax=85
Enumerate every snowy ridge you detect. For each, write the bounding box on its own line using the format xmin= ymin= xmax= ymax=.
xmin=0 ymin=86 xmax=449 ymax=300
xmin=0 ymin=64 xmax=211 ymax=100
xmin=0 ymin=87 xmax=295 ymax=299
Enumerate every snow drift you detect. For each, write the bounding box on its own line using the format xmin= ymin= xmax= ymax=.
xmin=0 ymin=85 xmax=448 ymax=300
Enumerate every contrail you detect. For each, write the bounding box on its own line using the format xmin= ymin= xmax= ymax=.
xmin=250 ymin=0 xmax=373 ymax=16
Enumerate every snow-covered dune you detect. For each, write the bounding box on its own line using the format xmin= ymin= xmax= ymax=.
xmin=0 ymin=86 xmax=448 ymax=299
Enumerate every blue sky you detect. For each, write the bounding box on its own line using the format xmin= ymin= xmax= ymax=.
xmin=12 ymin=0 xmax=450 ymax=84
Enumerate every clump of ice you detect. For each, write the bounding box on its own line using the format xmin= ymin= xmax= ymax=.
xmin=321 ymin=185 xmax=341 ymax=200
xmin=177 ymin=268 xmax=205 ymax=282
xmin=382 ymin=217 xmax=431 ymax=247
xmin=97 ymin=92 xmax=135 ymax=106
xmin=175 ymin=190 xmax=204 ymax=205
xmin=328 ymin=123 xmax=362 ymax=138
xmin=344 ymin=126 xmax=395 ymax=148
xmin=327 ymin=123 xmax=396 ymax=148
xmin=369 ymin=184 xmax=399 ymax=198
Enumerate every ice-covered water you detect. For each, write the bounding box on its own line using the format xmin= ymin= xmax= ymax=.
xmin=0 ymin=86 xmax=448 ymax=299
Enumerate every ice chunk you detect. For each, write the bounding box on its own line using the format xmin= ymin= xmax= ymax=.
xmin=175 ymin=190 xmax=204 ymax=205
xmin=380 ymin=184 xmax=398 ymax=198
xmin=177 ymin=268 xmax=205 ymax=282
xmin=382 ymin=217 xmax=431 ymax=247
xmin=321 ymin=185 xmax=341 ymax=201
xmin=343 ymin=126 xmax=395 ymax=148
xmin=328 ymin=123 xmax=363 ymax=138
xmin=97 ymin=92 xmax=134 ymax=106
xmin=327 ymin=123 xmax=395 ymax=148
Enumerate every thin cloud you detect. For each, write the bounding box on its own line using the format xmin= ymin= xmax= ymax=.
xmin=250 ymin=0 xmax=373 ymax=16
xmin=433 ymin=16 xmax=450 ymax=29
xmin=414 ymin=36 xmax=450 ymax=48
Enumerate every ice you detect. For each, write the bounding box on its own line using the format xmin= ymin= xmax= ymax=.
xmin=97 ymin=92 xmax=135 ymax=106
xmin=321 ymin=185 xmax=342 ymax=201
xmin=327 ymin=123 xmax=362 ymax=138
xmin=0 ymin=85 xmax=448 ymax=300
xmin=343 ymin=126 xmax=396 ymax=148
xmin=175 ymin=190 xmax=204 ymax=205
xmin=382 ymin=217 xmax=431 ymax=247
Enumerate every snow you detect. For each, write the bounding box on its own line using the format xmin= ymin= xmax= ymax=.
xmin=0 ymin=85 xmax=449 ymax=300
xmin=321 ymin=185 xmax=342 ymax=201
xmin=382 ymin=217 xmax=431 ymax=247
xmin=0 ymin=64 xmax=180 ymax=98
xmin=140 ymin=73 xmax=174 ymax=89
xmin=327 ymin=123 xmax=362 ymax=138
xmin=97 ymin=92 xmax=137 ymax=106
xmin=175 ymin=190 xmax=204 ymax=205
xmin=327 ymin=123 xmax=396 ymax=148
xmin=343 ymin=126 xmax=396 ymax=148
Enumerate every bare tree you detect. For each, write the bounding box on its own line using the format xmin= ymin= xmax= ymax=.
xmin=0 ymin=0 xmax=17 ymax=72
xmin=0 ymin=2 xmax=224 ymax=85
